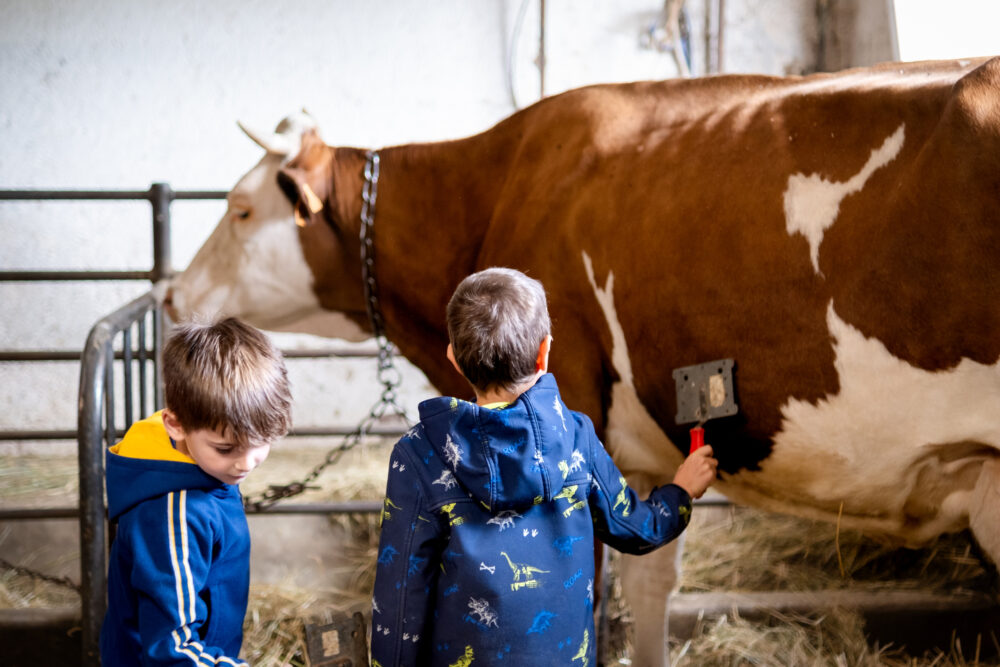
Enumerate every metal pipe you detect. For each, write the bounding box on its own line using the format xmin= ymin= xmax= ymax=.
xmin=538 ymin=0 xmax=546 ymax=98
xmin=138 ymin=317 xmax=148 ymax=417
xmin=77 ymin=287 xmax=163 ymax=666
xmin=0 ymin=190 xmax=153 ymax=200
xmin=0 ymin=425 xmax=409 ymax=442
xmin=149 ymin=183 xmax=173 ymax=282
xmin=123 ymin=327 xmax=134 ymax=428
xmin=0 ymin=500 xmax=387 ymax=521
xmin=0 ymin=270 xmax=153 ymax=282
xmin=0 ymin=188 xmax=226 ymax=200
xmin=78 ymin=321 xmax=113 ymax=667
xmin=0 ymin=345 xmax=381 ymax=363
xmin=717 ymin=0 xmax=725 ymax=73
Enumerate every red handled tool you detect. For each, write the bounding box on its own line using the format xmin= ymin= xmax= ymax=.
xmin=672 ymin=359 xmax=738 ymax=454
xmin=688 ymin=425 xmax=705 ymax=453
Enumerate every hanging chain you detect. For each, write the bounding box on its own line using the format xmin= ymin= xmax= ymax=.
xmin=0 ymin=556 xmax=80 ymax=593
xmin=244 ymin=150 xmax=410 ymax=512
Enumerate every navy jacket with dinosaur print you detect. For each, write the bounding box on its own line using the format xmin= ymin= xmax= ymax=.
xmin=370 ymin=373 xmax=692 ymax=666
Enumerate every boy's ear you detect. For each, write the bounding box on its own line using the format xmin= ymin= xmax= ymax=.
xmin=161 ymin=409 xmax=187 ymax=442
xmin=536 ymin=335 xmax=552 ymax=373
xmin=446 ymin=343 xmax=463 ymax=375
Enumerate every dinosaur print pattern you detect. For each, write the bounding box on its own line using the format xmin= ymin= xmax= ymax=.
xmin=440 ymin=502 xmax=466 ymax=527
xmin=554 ymin=485 xmax=586 ymax=517
xmin=433 ymin=469 xmax=458 ymax=491
xmin=613 ymin=476 xmax=631 ymax=517
xmin=501 ymin=551 xmax=549 ymax=591
xmin=443 ymin=433 xmax=463 ymax=470
xmin=381 ymin=497 xmax=401 ymax=523
xmin=370 ymin=374 xmax=693 ymax=666
xmin=465 ymin=598 xmax=498 ymax=628
xmin=553 ymin=535 xmax=584 ymax=557
xmin=487 ymin=510 xmax=522 ymax=531
xmin=526 ymin=610 xmax=556 ymax=635
xmin=448 ymin=645 xmax=475 ymax=667
xmin=572 ymin=630 xmax=590 ymax=666
xmin=553 ymin=397 xmax=568 ymax=431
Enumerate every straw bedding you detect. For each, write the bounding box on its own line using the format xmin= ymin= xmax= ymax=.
xmin=2 ymin=442 xmax=998 ymax=665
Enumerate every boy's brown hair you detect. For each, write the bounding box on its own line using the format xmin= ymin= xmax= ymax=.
xmin=163 ymin=317 xmax=292 ymax=447
xmin=446 ymin=267 xmax=551 ymax=392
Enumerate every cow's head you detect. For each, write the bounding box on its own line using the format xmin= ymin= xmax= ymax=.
xmin=165 ymin=113 xmax=369 ymax=341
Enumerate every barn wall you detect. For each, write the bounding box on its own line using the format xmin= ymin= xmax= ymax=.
xmin=0 ymin=0 xmax=893 ymax=451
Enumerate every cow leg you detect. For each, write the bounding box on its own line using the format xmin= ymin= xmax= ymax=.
xmin=619 ymin=538 xmax=681 ymax=667
xmin=969 ymin=457 xmax=1000 ymax=568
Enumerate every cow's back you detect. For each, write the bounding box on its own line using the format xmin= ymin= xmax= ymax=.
xmin=474 ymin=57 xmax=1000 ymax=538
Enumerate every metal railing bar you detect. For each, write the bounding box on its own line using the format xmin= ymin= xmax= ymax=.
xmin=138 ymin=318 xmax=148 ymax=417
xmin=0 ymin=508 xmax=81 ymax=520
xmin=104 ymin=345 xmax=115 ymax=450
xmin=0 ymin=500 xmax=386 ymax=521
xmin=1 ymin=426 xmax=409 ymax=442
xmin=0 ymin=188 xmax=227 ymax=201
xmin=0 ymin=430 xmax=78 ymax=441
xmin=0 ymin=190 xmax=157 ymax=200
xmin=248 ymin=501 xmax=383 ymax=515
xmin=171 ymin=190 xmax=228 ymax=200
xmin=0 ymin=498 xmax=733 ymax=522
xmin=152 ymin=308 xmax=163 ymax=409
xmin=281 ymin=348 xmax=380 ymax=358
xmin=0 ymin=270 xmax=153 ymax=281
xmin=123 ymin=328 xmax=134 ymax=428
xmin=78 ymin=286 xmax=165 ymax=665
xmin=285 ymin=425 xmax=407 ymax=437
xmin=0 ymin=347 xmax=381 ymax=362
xmin=0 ymin=351 xmax=83 ymax=362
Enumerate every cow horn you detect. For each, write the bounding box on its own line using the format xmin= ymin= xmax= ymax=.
xmin=238 ymin=120 xmax=294 ymax=156
xmin=239 ymin=112 xmax=320 ymax=156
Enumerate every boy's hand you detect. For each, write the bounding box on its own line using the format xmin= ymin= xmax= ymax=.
xmin=672 ymin=445 xmax=718 ymax=499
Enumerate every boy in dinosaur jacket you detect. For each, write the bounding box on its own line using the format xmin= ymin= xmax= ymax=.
xmin=370 ymin=268 xmax=717 ymax=666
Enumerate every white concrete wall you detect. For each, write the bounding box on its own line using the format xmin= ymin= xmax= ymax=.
xmin=0 ymin=0 xmax=893 ymax=450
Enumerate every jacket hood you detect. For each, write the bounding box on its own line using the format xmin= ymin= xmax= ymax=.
xmin=418 ymin=374 xmax=579 ymax=512
xmin=105 ymin=412 xmax=228 ymax=519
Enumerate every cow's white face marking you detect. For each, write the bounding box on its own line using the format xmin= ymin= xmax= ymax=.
xmin=784 ymin=124 xmax=905 ymax=273
xmin=767 ymin=301 xmax=1000 ymax=535
xmin=169 ymin=153 xmax=368 ymax=340
xmin=582 ymin=251 xmax=683 ymax=492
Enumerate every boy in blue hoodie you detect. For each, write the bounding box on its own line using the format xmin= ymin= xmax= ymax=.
xmin=370 ymin=268 xmax=718 ymax=666
xmin=100 ymin=317 xmax=292 ymax=666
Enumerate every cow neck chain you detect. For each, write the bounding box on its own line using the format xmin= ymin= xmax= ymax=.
xmin=360 ymin=149 xmax=407 ymax=406
xmin=361 ymin=150 xmax=384 ymax=339
xmin=242 ymin=149 xmax=411 ymax=512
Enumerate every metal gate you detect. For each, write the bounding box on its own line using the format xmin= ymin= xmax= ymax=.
xmin=1 ymin=186 xmax=399 ymax=665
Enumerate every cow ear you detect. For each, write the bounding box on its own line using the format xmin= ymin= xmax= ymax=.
xmin=277 ymin=129 xmax=330 ymax=227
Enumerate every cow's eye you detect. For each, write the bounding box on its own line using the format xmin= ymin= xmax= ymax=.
xmin=233 ymin=209 xmax=251 ymax=221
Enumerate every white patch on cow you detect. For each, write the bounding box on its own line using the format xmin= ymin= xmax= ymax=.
xmin=168 ymin=126 xmax=369 ymax=341
xmin=765 ymin=301 xmax=1000 ymax=539
xmin=581 ymin=251 xmax=683 ymax=491
xmin=784 ymin=124 xmax=905 ymax=273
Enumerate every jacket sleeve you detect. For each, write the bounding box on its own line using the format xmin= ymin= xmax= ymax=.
xmin=370 ymin=443 xmax=443 ymax=667
xmin=128 ymin=490 xmax=248 ymax=666
xmin=587 ymin=432 xmax=692 ymax=555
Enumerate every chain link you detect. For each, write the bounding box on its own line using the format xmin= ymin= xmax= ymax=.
xmin=244 ymin=149 xmax=411 ymax=512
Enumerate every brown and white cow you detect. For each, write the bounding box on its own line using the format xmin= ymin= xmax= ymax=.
xmin=167 ymin=57 xmax=1000 ymax=665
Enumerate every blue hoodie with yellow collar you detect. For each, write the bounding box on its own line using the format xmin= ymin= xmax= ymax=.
xmin=100 ymin=412 xmax=250 ymax=667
